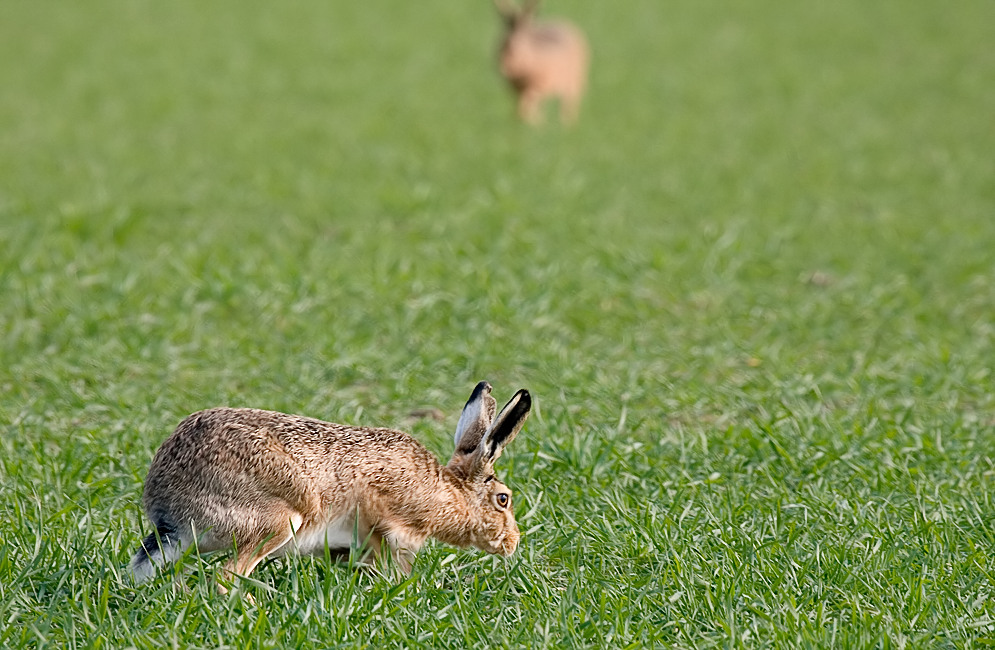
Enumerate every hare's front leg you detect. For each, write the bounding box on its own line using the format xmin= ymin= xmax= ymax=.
xmin=389 ymin=545 xmax=416 ymax=576
xmin=364 ymin=529 xmax=418 ymax=577
xmin=517 ymin=90 xmax=544 ymax=125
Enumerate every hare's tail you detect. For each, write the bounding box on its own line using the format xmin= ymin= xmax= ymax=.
xmin=130 ymin=517 xmax=183 ymax=583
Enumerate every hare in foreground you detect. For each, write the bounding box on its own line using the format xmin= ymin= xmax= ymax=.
xmin=494 ymin=0 xmax=589 ymax=125
xmin=130 ymin=381 xmax=531 ymax=587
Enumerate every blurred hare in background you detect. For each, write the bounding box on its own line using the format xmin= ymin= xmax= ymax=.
xmin=494 ymin=0 xmax=589 ymax=125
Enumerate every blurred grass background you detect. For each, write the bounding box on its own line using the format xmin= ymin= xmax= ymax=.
xmin=1 ymin=0 xmax=994 ymax=646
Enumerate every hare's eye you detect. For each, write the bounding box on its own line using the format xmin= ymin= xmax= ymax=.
xmin=496 ymin=493 xmax=510 ymax=509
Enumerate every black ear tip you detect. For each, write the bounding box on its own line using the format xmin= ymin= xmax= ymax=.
xmin=517 ymin=389 xmax=532 ymax=409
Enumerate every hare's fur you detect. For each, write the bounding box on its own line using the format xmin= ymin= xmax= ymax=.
xmin=131 ymin=382 xmax=530 ymax=587
xmin=495 ymin=0 xmax=589 ymax=125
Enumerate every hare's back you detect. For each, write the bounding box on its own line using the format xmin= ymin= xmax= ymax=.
xmin=529 ymin=21 xmax=584 ymax=49
xmin=150 ymin=407 xmax=433 ymax=474
xmin=142 ymin=408 xmax=422 ymax=516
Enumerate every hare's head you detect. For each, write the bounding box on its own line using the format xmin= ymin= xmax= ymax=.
xmin=494 ymin=0 xmax=540 ymax=77
xmin=447 ymin=381 xmax=531 ymax=556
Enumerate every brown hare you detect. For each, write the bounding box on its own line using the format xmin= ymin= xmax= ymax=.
xmin=494 ymin=0 xmax=589 ymax=125
xmin=130 ymin=381 xmax=531 ymax=588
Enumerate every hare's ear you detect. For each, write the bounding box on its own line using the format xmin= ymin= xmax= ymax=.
xmin=522 ymin=0 xmax=541 ymax=18
xmin=493 ymin=0 xmax=519 ymax=20
xmin=476 ymin=389 xmax=531 ymax=466
xmin=452 ymin=381 xmax=497 ymax=456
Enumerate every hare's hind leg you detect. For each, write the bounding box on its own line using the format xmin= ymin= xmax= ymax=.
xmin=218 ymin=508 xmax=302 ymax=594
xmin=560 ymin=95 xmax=579 ymax=125
xmin=559 ymin=85 xmax=583 ymax=125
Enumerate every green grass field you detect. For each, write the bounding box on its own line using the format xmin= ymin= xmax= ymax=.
xmin=2 ymin=0 xmax=994 ymax=646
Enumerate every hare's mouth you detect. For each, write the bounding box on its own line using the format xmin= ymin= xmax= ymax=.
xmin=488 ymin=532 xmax=518 ymax=557
xmin=487 ymin=533 xmax=505 ymax=551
